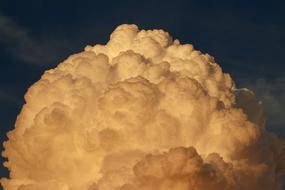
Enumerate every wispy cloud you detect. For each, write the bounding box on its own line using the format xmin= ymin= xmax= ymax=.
xmin=239 ymin=78 xmax=285 ymax=136
xmin=0 ymin=14 xmax=71 ymax=66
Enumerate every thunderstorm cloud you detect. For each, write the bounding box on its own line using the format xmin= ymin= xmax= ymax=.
xmin=1 ymin=24 xmax=284 ymax=190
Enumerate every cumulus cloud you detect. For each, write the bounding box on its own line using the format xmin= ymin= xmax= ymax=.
xmin=0 ymin=14 xmax=70 ymax=65
xmin=1 ymin=24 xmax=284 ymax=190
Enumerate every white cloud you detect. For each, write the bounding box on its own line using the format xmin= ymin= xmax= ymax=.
xmin=1 ymin=24 xmax=284 ymax=190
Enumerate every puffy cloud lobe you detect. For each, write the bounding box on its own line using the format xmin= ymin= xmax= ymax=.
xmin=1 ymin=24 xmax=285 ymax=190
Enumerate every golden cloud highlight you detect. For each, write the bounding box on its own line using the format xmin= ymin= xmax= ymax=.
xmin=1 ymin=24 xmax=284 ymax=190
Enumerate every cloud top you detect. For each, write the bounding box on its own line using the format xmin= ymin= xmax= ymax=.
xmin=1 ymin=24 xmax=284 ymax=190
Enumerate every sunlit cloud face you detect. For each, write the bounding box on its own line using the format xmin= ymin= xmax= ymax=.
xmin=1 ymin=24 xmax=284 ymax=190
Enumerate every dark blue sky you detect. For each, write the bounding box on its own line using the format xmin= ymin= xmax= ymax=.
xmin=0 ymin=0 xmax=285 ymax=180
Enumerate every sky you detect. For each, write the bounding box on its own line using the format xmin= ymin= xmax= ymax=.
xmin=0 ymin=0 xmax=284 ymax=180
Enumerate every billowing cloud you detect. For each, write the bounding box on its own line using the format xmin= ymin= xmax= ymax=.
xmin=1 ymin=24 xmax=284 ymax=190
